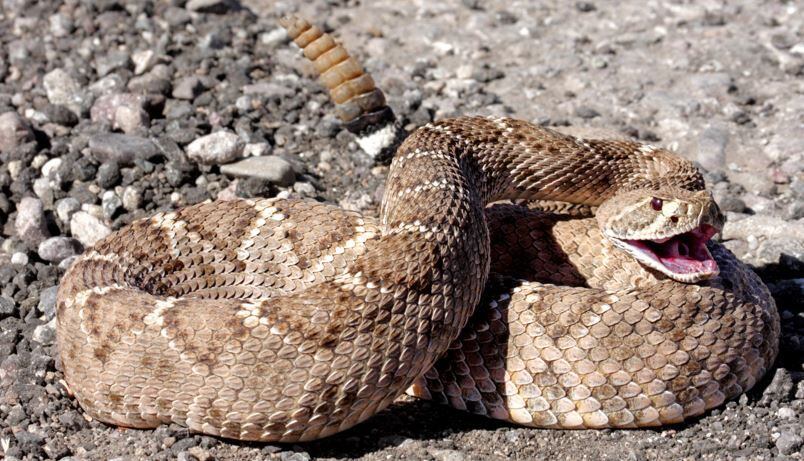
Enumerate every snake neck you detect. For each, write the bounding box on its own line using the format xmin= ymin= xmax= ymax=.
xmin=394 ymin=117 xmax=705 ymax=208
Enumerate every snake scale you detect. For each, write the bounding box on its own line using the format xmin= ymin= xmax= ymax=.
xmin=55 ymin=14 xmax=779 ymax=442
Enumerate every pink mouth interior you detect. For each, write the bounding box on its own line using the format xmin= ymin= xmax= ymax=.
xmin=624 ymin=224 xmax=719 ymax=275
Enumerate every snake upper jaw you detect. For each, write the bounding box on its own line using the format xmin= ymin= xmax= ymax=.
xmin=607 ymin=223 xmax=720 ymax=283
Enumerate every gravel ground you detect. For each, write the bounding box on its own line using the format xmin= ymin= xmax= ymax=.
xmin=1 ymin=0 xmax=802 ymax=459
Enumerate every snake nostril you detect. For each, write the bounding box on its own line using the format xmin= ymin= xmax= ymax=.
xmin=670 ymin=216 xmax=679 ymax=223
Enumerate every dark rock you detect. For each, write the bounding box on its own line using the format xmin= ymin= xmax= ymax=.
xmin=72 ymin=157 xmax=98 ymax=182
xmin=186 ymin=0 xmax=240 ymax=14
xmin=97 ymin=161 xmax=121 ymax=188
xmin=575 ymin=106 xmax=600 ymax=119
xmin=89 ymin=133 xmax=159 ymax=166
xmin=94 ymin=50 xmax=132 ymax=76
xmin=43 ymin=103 xmax=80 ymax=126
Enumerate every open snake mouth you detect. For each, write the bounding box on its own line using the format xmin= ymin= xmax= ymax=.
xmin=616 ymin=224 xmax=719 ymax=282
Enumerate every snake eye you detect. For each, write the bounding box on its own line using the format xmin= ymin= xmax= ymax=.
xmin=650 ymin=197 xmax=663 ymax=211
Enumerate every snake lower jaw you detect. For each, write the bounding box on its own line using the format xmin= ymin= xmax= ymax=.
xmin=610 ymin=223 xmax=721 ymax=283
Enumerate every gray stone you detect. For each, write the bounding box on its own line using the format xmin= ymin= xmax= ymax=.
xmin=15 ymin=197 xmax=50 ymax=247
xmin=696 ymin=125 xmax=729 ymax=172
xmin=172 ymin=76 xmax=207 ymax=100
xmin=575 ymin=105 xmax=600 ymax=119
xmin=43 ymin=68 xmax=90 ymax=116
xmin=70 ymin=211 xmax=111 ymax=247
xmin=0 ymin=111 xmax=34 ymax=152
xmin=32 ymin=318 xmax=56 ymax=345
xmin=242 ymin=81 xmax=295 ymax=98
xmin=164 ymin=6 xmax=192 ymax=26
xmin=722 ymin=214 xmax=804 ymax=242
xmin=94 ymin=51 xmax=132 ymax=77
xmin=33 ymin=177 xmax=54 ymax=204
xmin=89 ymin=133 xmax=159 ymax=166
xmin=278 ymin=452 xmax=311 ymax=461
xmin=101 ymin=190 xmax=122 ymax=218
xmin=42 ymin=104 xmax=78 ymax=126
xmin=49 ymin=13 xmax=74 ymax=37
xmin=186 ymin=131 xmax=244 ymax=165
xmin=127 ymin=73 xmax=172 ymax=95
xmin=0 ymin=296 xmax=15 ymax=317
xmin=89 ymin=74 xmax=127 ymax=96
xmin=90 ymin=93 xmax=150 ymax=133
xmin=776 ymin=430 xmax=803 ymax=456
xmin=37 ymin=236 xmax=81 ymax=263
xmin=37 ymin=285 xmax=59 ymax=320
xmin=220 ymin=155 xmax=296 ymax=186
xmin=97 ymin=162 xmax=121 ymax=189
xmin=56 ymin=197 xmax=81 ymax=224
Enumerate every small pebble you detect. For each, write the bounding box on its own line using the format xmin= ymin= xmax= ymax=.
xmin=37 ymin=236 xmax=81 ymax=263
xmin=56 ymin=197 xmax=81 ymax=224
xmin=172 ymin=76 xmax=207 ymax=100
xmin=37 ymin=285 xmax=59 ymax=320
xmin=0 ymin=111 xmax=34 ymax=152
xmin=33 ymin=318 xmax=57 ymax=345
xmin=11 ymin=251 xmax=29 ymax=265
xmin=15 ymin=197 xmax=51 ymax=247
xmin=186 ymin=130 xmax=245 ymax=165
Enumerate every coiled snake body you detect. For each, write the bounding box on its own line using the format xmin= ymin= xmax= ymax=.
xmin=56 ymin=17 xmax=779 ymax=443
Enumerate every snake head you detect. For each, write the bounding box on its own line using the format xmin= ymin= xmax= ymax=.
xmin=596 ymin=188 xmax=725 ymax=283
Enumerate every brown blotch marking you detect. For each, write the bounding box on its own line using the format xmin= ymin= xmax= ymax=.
xmin=181 ymin=200 xmax=258 ymax=254
xmin=93 ymin=345 xmax=112 ymax=363
xmin=141 ymin=355 xmax=155 ymax=368
xmin=226 ymin=315 xmax=251 ymax=341
xmin=108 ymin=393 xmax=123 ymax=406
xmin=154 ymin=358 xmax=175 ymax=380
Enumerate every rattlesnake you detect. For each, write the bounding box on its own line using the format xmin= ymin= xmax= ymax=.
xmin=55 ymin=15 xmax=779 ymax=442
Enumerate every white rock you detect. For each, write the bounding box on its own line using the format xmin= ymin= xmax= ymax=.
xmin=186 ymin=131 xmax=245 ymax=165
xmin=70 ymin=211 xmax=111 ymax=247
xmin=11 ymin=252 xmax=29 ymax=265
xmin=41 ymin=158 xmax=63 ymax=179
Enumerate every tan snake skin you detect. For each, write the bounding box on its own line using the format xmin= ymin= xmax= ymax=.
xmin=56 ymin=116 xmax=779 ymax=441
xmin=55 ymin=15 xmax=779 ymax=442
